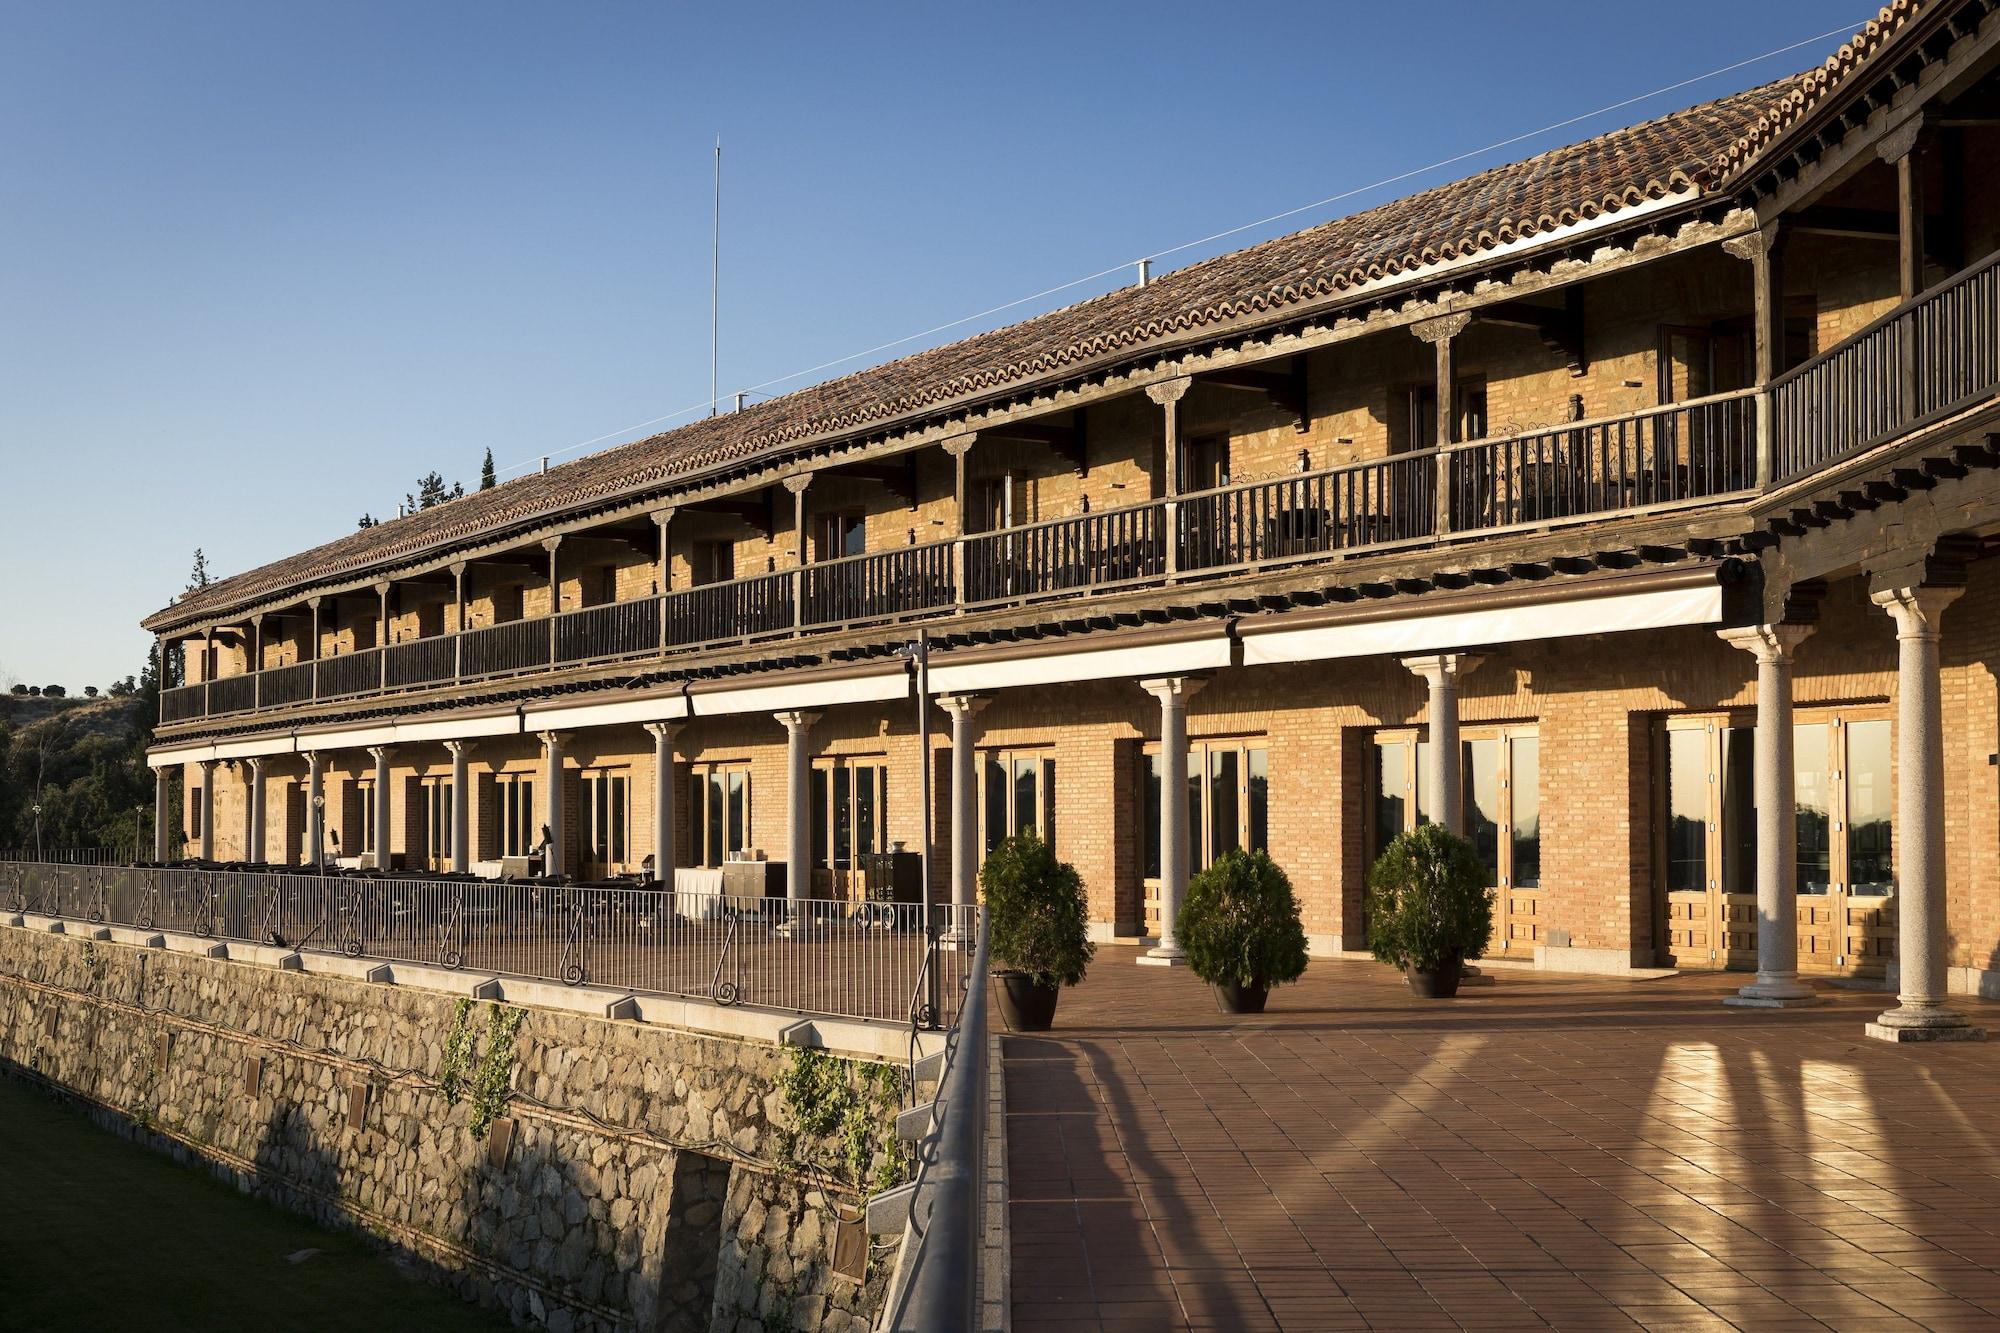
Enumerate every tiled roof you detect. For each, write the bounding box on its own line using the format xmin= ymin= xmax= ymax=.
xmin=148 ymin=4 xmax=1932 ymax=633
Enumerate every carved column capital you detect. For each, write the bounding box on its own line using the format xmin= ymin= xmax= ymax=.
xmin=1872 ymin=584 xmax=1963 ymax=639
xmin=781 ymin=472 xmax=815 ymax=495
xmin=1144 ymin=377 xmax=1192 ymax=408
xmin=1400 ymin=652 xmax=1483 ymax=688
xmin=942 ymin=433 xmax=978 ymax=459
xmin=773 ymin=709 xmax=822 ymax=733
xmin=365 ymin=745 xmax=396 ymax=763
xmin=540 ymin=535 xmax=563 ymax=554
xmin=1138 ymin=675 xmax=1208 ymax=706
xmin=535 ymin=730 xmax=574 ymax=750
xmin=650 ymin=506 xmax=678 ymax=527
xmin=441 ymin=739 xmax=472 ymax=758
xmin=1717 ymin=622 xmax=1815 ymax=665
xmin=936 ymin=693 xmax=991 ymax=721
xmin=1412 ymin=311 xmax=1472 ymax=346
xmin=642 ymin=720 xmax=683 ymax=743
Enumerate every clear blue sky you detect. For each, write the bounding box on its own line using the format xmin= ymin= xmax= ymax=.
xmin=0 ymin=0 xmax=1867 ymax=689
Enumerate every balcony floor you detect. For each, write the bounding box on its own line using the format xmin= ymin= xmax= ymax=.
xmin=1003 ymin=951 xmax=2000 ymax=1331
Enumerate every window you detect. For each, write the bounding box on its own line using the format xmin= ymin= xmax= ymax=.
xmin=496 ymin=773 xmax=536 ymax=858
xmin=982 ymin=750 xmax=1054 ymax=854
xmin=1371 ymin=727 xmax=1539 ymax=891
xmin=811 ymin=757 xmax=889 ymax=869
xmin=692 ymin=540 xmax=735 ymax=587
xmin=815 ymin=512 xmax=866 ymax=561
xmin=1404 ymin=378 xmax=1488 ymax=450
xmin=189 ymin=786 xmax=205 ymax=847
xmin=355 ymin=779 xmax=377 ymax=856
xmin=423 ymin=778 xmax=453 ymax=866
xmin=1181 ymin=436 xmax=1230 ymax=492
xmin=580 ymin=769 xmax=630 ymax=869
xmin=689 ymin=763 xmax=751 ymax=867
xmin=1141 ymin=741 xmax=1268 ymax=879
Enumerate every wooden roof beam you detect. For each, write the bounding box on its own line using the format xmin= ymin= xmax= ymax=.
xmin=1199 ymin=361 xmax=1310 ymax=434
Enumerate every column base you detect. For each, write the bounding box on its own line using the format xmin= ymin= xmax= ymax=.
xmin=1865 ymin=1004 xmax=1987 ymax=1042
xmin=1724 ymin=974 xmax=1821 ymax=1008
xmin=1136 ymin=946 xmax=1186 ymax=968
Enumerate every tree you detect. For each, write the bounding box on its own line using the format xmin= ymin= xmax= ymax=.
xmin=83 ymin=685 xmax=98 ymax=698
xmin=9 ymin=684 xmax=25 ymax=696
xmin=479 ymin=447 xmax=496 ymax=490
xmin=42 ymin=685 xmax=65 ymax=698
xmin=27 ymin=686 xmax=40 ymax=697
xmin=415 ymin=471 xmax=457 ymax=509
xmin=185 ymin=549 xmax=211 ymax=594
xmin=358 ymin=513 xmax=378 ymax=529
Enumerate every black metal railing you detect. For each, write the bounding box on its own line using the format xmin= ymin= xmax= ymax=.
xmin=260 ymin=661 xmax=315 ymax=708
xmin=206 ymin=674 xmax=257 ymax=716
xmin=315 ymin=647 xmax=384 ymax=699
xmin=0 ymin=859 xmax=977 ymax=1028
xmin=1178 ymin=450 xmax=1436 ymax=573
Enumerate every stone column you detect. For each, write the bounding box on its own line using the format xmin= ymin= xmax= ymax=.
xmin=1146 ymin=378 xmax=1191 ymax=578
xmin=775 ymin=710 xmax=820 ymax=915
xmin=444 ymin=741 xmax=471 ymax=875
xmin=644 ymin=722 xmax=681 ymax=887
xmin=367 ymin=745 xmax=394 ymax=871
xmin=1413 ymin=312 xmax=1471 ymax=533
xmin=938 ymin=695 xmax=990 ymax=935
xmin=305 ymin=751 xmax=327 ymax=870
xmin=1719 ymin=624 xmax=1819 ymax=1007
xmin=153 ymin=765 xmax=173 ymax=861
xmin=1867 ymin=583 xmax=1981 ymax=1041
xmin=196 ymin=759 xmax=216 ymax=861
xmin=1401 ymin=653 xmax=1483 ymax=835
xmin=245 ymin=758 xmax=267 ymax=864
xmin=538 ymin=731 xmax=568 ymax=879
xmin=1139 ymin=677 xmax=1206 ymax=965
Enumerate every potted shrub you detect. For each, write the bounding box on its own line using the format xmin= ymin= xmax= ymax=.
xmin=982 ymin=832 xmax=1094 ymax=1031
xmin=1177 ymin=849 xmax=1309 ymax=1013
xmin=1366 ymin=824 xmax=1493 ymax=998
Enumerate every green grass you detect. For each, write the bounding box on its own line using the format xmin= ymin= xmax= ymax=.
xmin=0 ymin=1075 xmax=510 ymax=1332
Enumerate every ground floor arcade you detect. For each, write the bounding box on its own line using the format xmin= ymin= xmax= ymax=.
xmin=153 ymin=553 xmax=2000 ymax=1039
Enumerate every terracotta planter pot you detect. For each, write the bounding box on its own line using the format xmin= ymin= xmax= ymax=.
xmin=994 ymin=971 xmax=1060 ymax=1031
xmin=1404 ymin=956 xmax=1464 ymax=998
xmin=1215 ymin=982 xmax=1270 ymax=1014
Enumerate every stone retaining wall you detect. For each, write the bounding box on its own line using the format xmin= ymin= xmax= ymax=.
xmin=0 ymin=925 xmax=902 ymax=1332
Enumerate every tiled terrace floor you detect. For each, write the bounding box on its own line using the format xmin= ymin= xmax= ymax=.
xmin=1003 ymin=951 xmax=2000 ymax=1332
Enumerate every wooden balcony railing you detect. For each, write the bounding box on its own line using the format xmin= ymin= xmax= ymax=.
xmin=664 ymin=569 xmax=794 ymax=647
xmin=964 ymin=502 xmax=1165 ymax=605
xmin=554 ymin=599 xmax=661 ymax=664
xmin=162 ymin=251 xmax=2000 ymax=728
xmin=316 ymin=647 xmax=383 ymax=699
xmin=803 ymin=544 xmax=954 ymax=628
xmin=461 ymin=619 xmax=550 ymax=679
xmin=1774 ymin=247 xmax=2000 ymax=480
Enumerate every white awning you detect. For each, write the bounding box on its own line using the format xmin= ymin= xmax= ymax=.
xmin=926 ymin=634 xmax=1232 ymax=695
xmin=522 ymin=695 xmax=690 ymax=733
xmin=688 ymin=671 xmax=910 ymax=718
xmin=1239 ymin=580 xmax=1724 ymax=666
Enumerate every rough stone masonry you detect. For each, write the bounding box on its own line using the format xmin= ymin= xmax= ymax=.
xmin=0 ymin=926 xmax=901 ymax=1332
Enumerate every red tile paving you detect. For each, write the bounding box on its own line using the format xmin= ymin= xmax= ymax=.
xmin=1003 ymin=950 xmax=2000 ymax=1332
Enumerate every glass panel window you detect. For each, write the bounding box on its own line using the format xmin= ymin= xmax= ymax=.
xmin=982 ymin=750 xmax=1054 ymax=855
xmin=1509 ymin=737 xmax=1539 ymax=889
xmin=424 ymin=779 xmax=453 ymax=864
xmin=1209 ymin=749 xmax=1239 ymax=861
xmin=1846 ymin=719 xmax=1894 ymax=894
xmin=1140 ymin=741 xmax=1268 ymax=876
xmin=582 ymin=771 xmax=629 ymax=868
xmin=984 ymin=757 xmax=1008 ymax=856
xmin=1794 ymin=723 xmax=1832 ymax=894
xmin=1373 ymin=742 xmax=1406 ymax=861
xmin=1664 ymin=729 xmax=1707 ymax=893
xmin=496 ymin=775 xmax=535 ymax=859
xmin=689 ymin=764 xmax=751 ymax=867
xmin=1247 ymin=749 xmax=1267 ymax=854
xmin=1463 ymin=738 xmax=1501 ymax=886
xmin=813 ymin=757 xmax=888 ymax=873
xmin=1719 ymin=726 xmax=1757 ymax=895
xmin=1143 ymin=752 xmax=1163 ymax=881
xmin=356 ymin=780 xmax=376 ymax=856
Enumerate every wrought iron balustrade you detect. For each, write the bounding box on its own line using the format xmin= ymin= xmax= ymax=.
xmin=259 ymin=660 xmax=315 ymax=707
xmin=159 ymin=683 xmax=206 ymax=723
xmin=802 ymin=543 xmax=955 ymax=628
xmin=554 ymin=599 xmax=662 ymax=664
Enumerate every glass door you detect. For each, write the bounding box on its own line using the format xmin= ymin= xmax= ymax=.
xmin=1656 ymin=718 xmax=1759 ymax=970
xmin=1794 ymin=715 xmax=1896 ymax=976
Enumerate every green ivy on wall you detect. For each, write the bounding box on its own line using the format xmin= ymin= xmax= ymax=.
xmin=434 ymin=997 xmax=525 ymax=1141
xmin=775 ymin=1047 xmax=907 ymax=1192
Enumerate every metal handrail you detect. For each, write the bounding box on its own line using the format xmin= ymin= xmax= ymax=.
xmin=878 ymin=913 xmax=991 ymax=1332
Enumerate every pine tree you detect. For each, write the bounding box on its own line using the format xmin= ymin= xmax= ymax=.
xmin=185 ymin=549 xmax=211 ymax=594
xmin=416 ymin=471 xmax=451 ymax=509
xmin=479 ymin=447 xmax=496 ymax=490
xmin=357 ymin=513 xmax=377 ymax=529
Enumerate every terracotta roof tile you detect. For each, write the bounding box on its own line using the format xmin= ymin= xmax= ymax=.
xmin=151 ymin=6 xmax=1932 ymax=632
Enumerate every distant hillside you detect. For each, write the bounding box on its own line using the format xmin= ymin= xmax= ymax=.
xmin=0 ymin=693 xmax=156 ymax=854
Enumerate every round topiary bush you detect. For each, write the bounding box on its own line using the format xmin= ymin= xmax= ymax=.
xmin=1177 ymin=849 xmax=1309 ymax=996
xmin=982 ymin=832 xmax=1093 ymax=990
xmin=1366 ymin=823 xmax=1493 ymax=979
